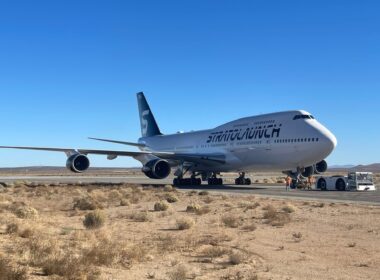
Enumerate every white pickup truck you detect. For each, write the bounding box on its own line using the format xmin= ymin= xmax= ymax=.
xmin=316 ymin=172 xmax=376 ymax=191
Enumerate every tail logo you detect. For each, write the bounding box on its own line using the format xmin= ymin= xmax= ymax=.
xmin=141 ymin=110 xmax=150 ymax=136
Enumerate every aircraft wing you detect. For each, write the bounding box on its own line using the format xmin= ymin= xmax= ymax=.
xmin=0 ymin=146 xmax=225 ymax=166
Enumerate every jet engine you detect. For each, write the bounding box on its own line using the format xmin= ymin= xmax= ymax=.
xmin=301 ymin=166 xmax=315 ymax=178
xmin=142 ymin=159 xmax=171 ymax=179
xmin=314 ymin=160 xmax=328 ymax=174
xmin=66 ymin=154 xmax=90 ymax=173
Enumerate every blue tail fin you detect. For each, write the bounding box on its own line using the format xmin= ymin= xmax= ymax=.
xmin=137 ymin=92 xmax=162 ymax=137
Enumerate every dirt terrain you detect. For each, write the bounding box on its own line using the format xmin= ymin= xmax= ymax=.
xmin=0 ymin=181 xmax=379 ymax=280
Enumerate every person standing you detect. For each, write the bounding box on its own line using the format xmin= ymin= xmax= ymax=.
xmin=286 ymin=176 xmax=292 ymax=191
xmin=307 ymin=176 xmax=315 ymax=190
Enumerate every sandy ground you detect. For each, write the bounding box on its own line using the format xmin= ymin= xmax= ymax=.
xmin=0 ymin=182 xmax=379 ymax=280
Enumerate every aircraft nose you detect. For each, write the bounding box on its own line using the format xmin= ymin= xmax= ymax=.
xmin=326 ymin=131 xmax=337 ymax=151
xmin=319 ymin=126 xmax=337 ymax=154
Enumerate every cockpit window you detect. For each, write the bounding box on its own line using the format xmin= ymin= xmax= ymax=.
xmin=293 ymin=114 xmax=314 ymax=120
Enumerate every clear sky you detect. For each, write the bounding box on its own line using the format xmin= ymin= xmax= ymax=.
xmin=0 ymin=0 xmax=379 ymax=167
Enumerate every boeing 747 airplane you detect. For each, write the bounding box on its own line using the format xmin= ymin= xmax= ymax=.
xmin=0 ymin=92 xmax=337 ymax=186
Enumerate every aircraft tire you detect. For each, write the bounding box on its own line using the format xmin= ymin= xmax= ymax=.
xmin=318 ymin=178 xmax=327 ymax=191
xmin=336 ymin=179 xmax=346 ymax=191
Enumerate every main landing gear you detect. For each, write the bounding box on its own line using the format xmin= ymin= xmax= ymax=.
xmin=208 ymin=174 xmax=223 ymax=186
xmin=173 ymin=177 xmax=202 ymax=186
xmin=235 ymin=172 xmax=252 ymax=185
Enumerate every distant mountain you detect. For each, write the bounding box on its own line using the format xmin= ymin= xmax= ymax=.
xmin=329 ymin=163 xmax=380 ymax=173
xmin=329 ymin=165 xmax=356 ymax=169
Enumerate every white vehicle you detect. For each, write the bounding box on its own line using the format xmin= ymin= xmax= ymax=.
xmin=316 ymin=172 xmax=376 ymax=191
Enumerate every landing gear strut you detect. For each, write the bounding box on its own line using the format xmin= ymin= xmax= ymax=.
xmin=235 ymin=172 xmax=252 ymax=185
xmin=208 ymin=173 xmax=223 ymax=186
xmin=173 ymin=165 xmax=202 ymax=186
xmin=173 ymin=177 xmax=202 ymax=186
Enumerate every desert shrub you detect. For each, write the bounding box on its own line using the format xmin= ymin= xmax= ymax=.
xmin=0 ymin=256 xmax=28 ymax=280
xmin=229 ymin=252 xmax=246 ymax=265
xmin=313 ymin=203 xmax=325 ymax=208
xmin=203 ymin=196 xmax=214 ymax=204
xmin=83 ymin=211 xmax=106 ymax=230
xmin=222 ymin=215 xmax=243 ymax=228
xmin=282 ymin=204 xmax=296 ymax=213
xmin=176 ymin=217 xmax=195 ymax=230
xmin=164 ymin=185 xmax=174 ymax=192
xmin=83 ymin=236 xmax=121 ymax=266
xmin=202 ymin=246 xmax=230 ymax=259
xmin=19 ymin=227 xmax=37 ymax=239
xmin=27 ymin=237 xmax=60 ymax=266
xmin=186 ymin=204 xmax=201 ymax=213
xmin=198 ymin=191 xmax=209 ymax=196
xmin=121 ymin=244 xmax=149 ymax=264
xmin=120 ymin=199 xmax=130 ymax=207
xmin=42 ymin=254 xmax=100 ymax=280
xmin=242 ymin=223 xmax=257 ymax=232
xmin=73 ymin=197 xmax=103 ymax=211
xmin=129 ymin=193 xmax=142 ymax=204
xmin=187 ymin=190 xmax=198 ymax=196
xmin=165 ymin=194 xmax=179 ymax=203
xmin=6 ymin=223 xmax=19 ymax=235
xmin=108 ymin=190 xmax=122 ymax=201
xmin=13 ymin=206 xmax=38 ymax=219
xmin=195 ymin=206 xmax=212 ymax=216
xmin=156 ymin=235 xmax=178 ymax=253
xmin=154 ymin=201 xmax=169 ymax=212
xmin=263 ymin=205 xmax=290 ymax=227
xmin=129 ymin=211 xmax=150 ymax=222
xmin=168 ymin=265 xmax=188 ymax=280
xmin=244 ymin=202 xmax=261 ymax=210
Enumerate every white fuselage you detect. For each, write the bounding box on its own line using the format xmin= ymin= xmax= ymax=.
xmin=138 ymin=110 xmax=337 ymax=173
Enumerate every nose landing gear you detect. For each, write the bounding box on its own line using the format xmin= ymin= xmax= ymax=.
xmin=235 ymin=172 xmax=252 ymax=185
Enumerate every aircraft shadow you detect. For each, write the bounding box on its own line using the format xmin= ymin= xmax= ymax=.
xmin=141 ymin=183 xmax=265 ymax=191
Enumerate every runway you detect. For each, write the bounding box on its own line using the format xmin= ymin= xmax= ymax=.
xmin=1 ymin=175 xmax=379 ymax=205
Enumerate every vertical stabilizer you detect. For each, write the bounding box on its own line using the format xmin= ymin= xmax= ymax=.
xmin=137 ymin=92 xmax=162 ymax=137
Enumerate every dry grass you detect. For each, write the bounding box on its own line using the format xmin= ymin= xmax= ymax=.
xmin=0 ymin=179 xmax=379 ymax=280
xmin=263 ymin=205 xmax=291 ymax=227
xmin=73 ymin=197 xmax=104 ymax=211
xmin=13 ymin=206 xmax=38 ymax=219
xmin=165 ymin=193 xmax=179 ymax=203
xmin=195 ymin=206 xmax=212 ymax=215
xmin=176 ymin=217 xmax=195 ymax=230
xmin=242 ymin=223 xmax=257 ymax=232
xmin=282 ymin=204 xmax=297 ymax=213
xmin=202 ymin=246 xmax=230 ymax=259
xmin=222 ymin=215 xmax=243 ymax=228
xmin=6 ymin=223 xmax=19 ymax=235
xmin=186 ymin=203 xmax=201 ymax=213
xmin=120 ymin=199 xmax=130 ymax=207
xmin=129 ymin=211 xmax=150 ymax=222
xmin=229 ymin=251 xmax=247 ymax=265
xmin=168 ymin=265 xmax=188 ymax=280
xmin=0 ymin=255 xmax=28 ymax=280
xmin=154 ymin=201 xmax=170 ymax=212
xmin=198 ymin=191 xmax=209 ymax=196
xmin=83 ymin=211 xmax=106 ymax=230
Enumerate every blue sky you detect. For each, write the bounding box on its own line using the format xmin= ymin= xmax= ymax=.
xmin=0 ymin=0 xmax=379 ymax=167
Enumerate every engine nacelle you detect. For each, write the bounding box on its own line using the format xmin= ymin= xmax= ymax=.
xmin=314 ymin=160 xmax=328 ymax=174
xmin=301 ymin=166 xmax=315 ymax=178
xmin=142 ymin=159 xmax=171 ymax=179
xmin=66 ymin=154 xmax=90 ymax=173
